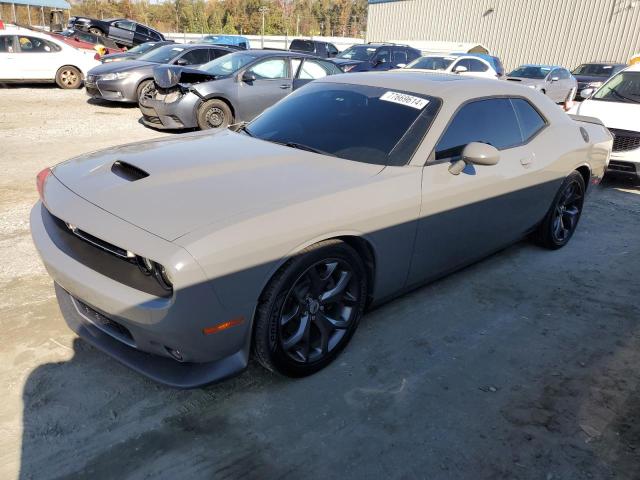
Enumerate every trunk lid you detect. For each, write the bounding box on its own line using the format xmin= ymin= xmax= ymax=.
xmin=51 ymin=130 xmax=384 ymax=241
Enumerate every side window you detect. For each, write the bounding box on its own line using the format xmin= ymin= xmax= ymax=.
xmin=511 ymin=98 xmax=546 ymax=141
xmin=211 ymin=48 xmax=229 ymax=60
xmin=408 ymin=49 xmax=421 ymax=62
xmin=374 ymin=48 xmax=390 ymax=64
xmin=179 ymin=48 xmax=210 ymax=65
xmin=17 ymin=36 xmax=55 ymax=53
xmin=298 ymin=59 xmax=329 ymax=79
xmin=328 ymin=44 xmax=338 ymax=56
xmin=0 ymin=35 xmax=15 ymax=53
xmin=549 ymin=69 xmax=560 ymax=80
xmin=452 ymin=59 xmax=470 ymax=71
xmin=290 ymin=58 xmax=302 ymax=77
xmin=392 ymin=49 xmax=408 ymax=65
xmin=248 ymin=58 xmax=288 ymax=79
xmin=114 ymin=21 xmax=135 ymax=31
xmin=316 ymin=43 xmax=328 ymax=56
xmin=435 ymin=98 xmax=522 ymax=160
xmin=467 ymin=59 xmax=489 ymax=72
xmin=559 ymin=69 xmax=570 ymax=79
xmin=136 ymin=25 xmax=151 ymax=37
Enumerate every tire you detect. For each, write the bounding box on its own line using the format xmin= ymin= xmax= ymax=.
xmin=136 ymin=79 xmax=155 ymax=104
xmin=196 ymin=99 xmax=233 ymax=130
xmin=253 ymin=239 xmax=368 ymax=377
xmin=55 ymin=66 xmax=82 ymax=89
xmin=534 ymin=171 xmax=586 ymax=249
xmin=88 ymin=27 xmax=104 ymax=36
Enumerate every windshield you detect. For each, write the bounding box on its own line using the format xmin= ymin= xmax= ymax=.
xmin=572 ymin=63 xmax=620 ymax=77
xmin=406 ymin=56 xmax=455 ymax=71
xmin=246 ymin=83 xmax=441 ymax=166
xmin=128 ymin=42 xmax=158 ymax=54
xmin=199 ymin=52 xmax=256 ymax=76
xmin=592 ymin=71 xmax=640 ymax=104
xmin=508 ymin=66 xmax=551 ymax=79
xmin=137 ymin=45 xmax=186 ymax=64
xmin=337 ymin=45 xmax=377 ymax=61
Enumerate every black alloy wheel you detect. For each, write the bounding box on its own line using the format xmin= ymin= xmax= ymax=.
xmin=254 ymin=240 xmax=367 ymax=377
xmin=535 ymin=171 xmax=585 ymax=249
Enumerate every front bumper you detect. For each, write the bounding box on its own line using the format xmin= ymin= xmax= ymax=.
xmin=139 ymin=91 xmax=200 ymax=130
xmin=608 ymin=152 xmax=640 ymax=177
xmin=85 ymin=75 xmax=138 ymax=103
xmin=30 ymin=177 xmax=255 ymax=387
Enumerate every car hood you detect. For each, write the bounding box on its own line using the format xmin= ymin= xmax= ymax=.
xmin=50 ymin=130 xmax=384 ymax=241
xmin=573 ymin=99 xmax=640 ymax=131
xmin=574 ymin=74 xmax=609 ymax=84
xmin=153 ymin=65 xmax=216 ymax=88
xmin=505 ymin=77 xmax=545 ymax=87
xmin=88 ymin=60 xmax=153 ymax=75
xmin=101 ymin=52 xmax=137 ymax=61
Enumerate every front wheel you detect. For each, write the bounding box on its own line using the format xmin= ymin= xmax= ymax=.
xmin=534 ymin=171 xmax=585 ymax=249
xmin=253 ymin=240 xmax=368 ymax=377
xmin=55 ymin=66 xmax=82 ymax=89
xmin=196 ymin=99 xmax=233 ymax=130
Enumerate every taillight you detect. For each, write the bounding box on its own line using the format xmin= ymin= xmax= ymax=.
xmin=36 ymin=168 xmax=52 ymax=204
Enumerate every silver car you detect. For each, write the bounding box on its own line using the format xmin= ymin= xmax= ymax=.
xmin=85 ymin=43 xmax=234 ymax=103
xmin=31 ymin=72 xmax=612 ymax=387
xmin=138 ymin=50 xmax=343 ymax=130
xmin=506 ymin=64 xmax=578 ymax=103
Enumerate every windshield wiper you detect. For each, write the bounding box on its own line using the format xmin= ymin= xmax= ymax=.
xmin=231 ymin=121 xmax=254 ymax=136
xmin=608 ymin=87 xmax=640 ymax=104
xmin=280 ymin=141 xmax=336 ymax=157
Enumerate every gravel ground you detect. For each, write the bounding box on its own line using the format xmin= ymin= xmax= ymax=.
xmin=1 ymin=86 xmax=639 ymax=480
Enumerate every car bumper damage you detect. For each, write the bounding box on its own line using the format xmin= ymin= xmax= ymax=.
xmin=139 ymin=89 xmax=200 ymax=129
xmin=30 ymin=176 xmax=255 ymax=388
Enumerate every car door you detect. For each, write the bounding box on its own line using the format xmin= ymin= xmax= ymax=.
xmin=558 ymin=68 xmax=575 ymax=101
xmin=236 ymin=57 xmax=291 ymax=120
xmin=293 ymin=58 xmax=333 ymax=89
xmin=108 ymin=20 xmax=135 ymax=46
xmin=14 ymin=35 xmax=62 ymax=79
xmin=407 ymin=97 xmax=540 ymax=286
xmin=0 ymin=35 xmax=19 ymax=80
xmin=546 ymin=69 xmax=564 ymax=102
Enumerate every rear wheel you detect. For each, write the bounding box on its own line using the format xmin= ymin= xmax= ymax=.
xmin=196 ymin=99 xmax=233 ymax=130
xmin=88 ymin=27 xmax=104 ymax=36
xmin=253 ymin=240 xmax=367 ymax=377
xmin=534 ymin=171 xmax=585 ymax=249
xmin=55 ymin=66 xmax=82 ymax=89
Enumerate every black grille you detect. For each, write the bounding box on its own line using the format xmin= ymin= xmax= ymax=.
xmin=143 ymin=114 xmax=162 ymax=125
xmin=86 ymin=86 xmax=100 ymax=96
xmin=111 ymin=160 xmax=149 ymax=182
xmin=608 ymin=160 xmax=637 ymax=173
xmin=609 ymin=128 xmax=640 ymax=152
xmin=73 ymin=297 xmax=136 ymax=347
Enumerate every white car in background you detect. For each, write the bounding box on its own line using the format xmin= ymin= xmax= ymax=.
xmin=571 ymin=64 xmax=640 ymax=179
xmin=0 ymin=25 xmax=99 ymax=88
xmin=401 ymin=53 xmax=504 ymax=79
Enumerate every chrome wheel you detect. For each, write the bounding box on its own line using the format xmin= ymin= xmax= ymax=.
xmin=551 ymin=177 xmax=584 ymax=243
xmin=279 ymin=259 xmax=360 ymax=364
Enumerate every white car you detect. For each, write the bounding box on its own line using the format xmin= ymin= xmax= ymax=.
xmin=570 ymin=64 xmax=640 ymax=179
xmin=0 ymin=25 xmax=100 ymax=88
xmin=402 ymin=53 xmax=504 ymax=79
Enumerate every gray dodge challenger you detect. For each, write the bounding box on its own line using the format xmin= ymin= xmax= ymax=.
xmin=139 ymin=49 xmax=343 ymax=130
xmin=31 ymin=72 xmax=612 ymax=387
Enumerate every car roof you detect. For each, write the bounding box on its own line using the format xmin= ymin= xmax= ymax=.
xmin=520 ymin=63 xmax=564 ymax=69
xmin=320 ymin=70 xmax=538 ymax=98
xmin=245 ymin=49 xmax=325 ymax=59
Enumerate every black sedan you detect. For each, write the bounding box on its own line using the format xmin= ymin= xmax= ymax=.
xmin=572 ymin=62 xmax=627 ymax=99
xmin=68 ymin=17 xmax=164 ymax=47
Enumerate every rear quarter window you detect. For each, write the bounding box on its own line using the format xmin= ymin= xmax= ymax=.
xmin=511 ymin=98 xmax=546 ymax=141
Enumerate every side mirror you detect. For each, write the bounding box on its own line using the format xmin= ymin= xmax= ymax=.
xmin=550 ymin=76 xmax=559 ymax=82
xmin=580 ymin=87 xmax=595 ymax=99
xmin=175 ymin=58 xmax=188 ymax=66
xmin=453 ymin=65 xmax=468 ymax=73
xmin=242 ymin=71 xmax=256 ymax=83
xmin=449 ymin=142 xmax=500 ymax=175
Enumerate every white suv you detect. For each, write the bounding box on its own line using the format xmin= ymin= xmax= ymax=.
xmin=0 ymin=25 xmax=99 ymax=88
xmin=570 ymin=64 xmax=640 ymax=179
xmin=401 ymin=53 xmax=504 ymax=79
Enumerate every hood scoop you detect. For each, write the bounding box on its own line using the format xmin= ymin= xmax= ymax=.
xmin=111 ymin=160 xmax=149 ymax=182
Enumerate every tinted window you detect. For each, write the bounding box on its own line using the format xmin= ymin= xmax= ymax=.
xmin=211 ymin=48 xmax=231 ymax=60
xmin=572 ymin=63 xmax=622 ymax=77
xmin=328 ymin=44 xmax=338 ymax=55
xmin=246 ymin=83 xmax=441 ymax=166
xmin=435 ymin=98 xmax=522 ymax=160
xmin=392 ymin=49 xmax=408 ymax=64
xmin=179 ymin=48 xmax=210 ymax=65
xmin=466 ymin=58 xmax=489 ymax=72
xmin=374 ymin=48 xmax=390 ymax=64
xmin=248 ymin=58 xmax=287 ymax=79
xmin=316 ymin=43 xmax=328 ymax=56
xmin=138 ymin=44 xmax=188 ymax=63
xmin=509 ymin=66 xmax=552 ymax=79
xmin=407 ymin=49 xmax=421 ymax=62
xmin=511 ymin=99 xmax=546 ymax=141
xmin=290 ymin=40 xmax=314 ymax=52
xmin=593 ymin=72 xmax=640 ymax=104
xmin=337 ymin=45 xmax=377 ymax=61
xmin=136 ymin=25 xmax=151 ymax=36
xmin=17 ymin=36 xmax=56 ymax=53
xmin=114 ymin=20 xmax=135 ymax=31
xmin=0 ymin=35 xmax=15 ymax=52
xmin=558 ymin=69 xmax=570 ymax=79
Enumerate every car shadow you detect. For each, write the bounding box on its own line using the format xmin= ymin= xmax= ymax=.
xmin=601 ymin=173 xmax=640 ymax=191
xmin=86 ymin=97 xmax=139 ymax=109
xmin=137 ymin=116 xmax=197 ymax=134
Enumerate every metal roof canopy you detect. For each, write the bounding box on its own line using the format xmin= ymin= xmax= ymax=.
xmin=1 ymin=0 xmax=70 ymax=8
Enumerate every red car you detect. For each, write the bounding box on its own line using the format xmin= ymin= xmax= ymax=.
xmin=50 ymin=29 xmax=124 ymax=56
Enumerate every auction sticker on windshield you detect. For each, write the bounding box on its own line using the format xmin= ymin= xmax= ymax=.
xmin=380 ymin=91 xmax=429 ymax=110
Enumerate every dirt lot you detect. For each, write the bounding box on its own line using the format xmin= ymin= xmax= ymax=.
xmin=1 ymin=86 xmax=639 ymax=480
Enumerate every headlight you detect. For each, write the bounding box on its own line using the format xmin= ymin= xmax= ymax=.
xmin=137 ymin=256 xmax=173 ymax=290
xmin=588 ymin=81 xmax=603 ymax=88
xmin=101 ymin=71 xmax=131 ymax=81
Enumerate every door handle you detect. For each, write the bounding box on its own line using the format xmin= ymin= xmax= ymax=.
xmin=520 ymin=157 xmax=533 ymax=166
xmin=279 ymin=84 xmax=291 ymax=89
